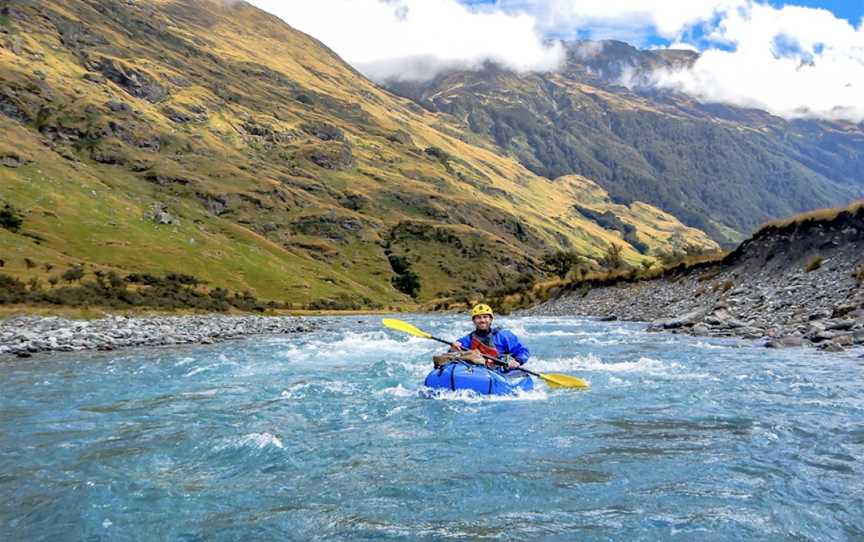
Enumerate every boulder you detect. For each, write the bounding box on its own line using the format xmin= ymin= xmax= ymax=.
xmin=0 ymin=153 xmax=30 ymax=168
xmin=106 ymin=100 xmax=132 ymax=113
xmin=663 ymin=308 xmax=708 ymax=329
xmin=145 ymin=203 xmax=179 ymax=225
xmin=766 ymin=336 xmax=805 ymax=348
xmin=692 ymin=324 xmax=709 ymax=336
xmin=826 ymin=320 xmax=857 ymax=331
xmin=830 ymin=334 xmax=854 ymax=347
xmin=808 ymin=309 xmax=832 ymax=321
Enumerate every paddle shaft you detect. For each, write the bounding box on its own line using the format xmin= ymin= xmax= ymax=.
xmin=427 ymin=334 xmax=531 ymax=372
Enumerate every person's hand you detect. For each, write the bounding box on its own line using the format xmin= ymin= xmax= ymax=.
xmin=451 ymin=342 xmax=464 ymax=351
xmin=507 ymin=359 xmax=522 ymax=370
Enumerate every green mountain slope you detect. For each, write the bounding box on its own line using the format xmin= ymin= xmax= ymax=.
xmin=0 ymin=1 xmax=716 ymax=308
xmin=387 ymin=40 xmax=864 ymax=245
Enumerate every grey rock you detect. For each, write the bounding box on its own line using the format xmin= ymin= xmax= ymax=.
xmin=809 ymin=331 xmax=836 ymax=343
xmin=827 ymin=320 xmax=856 ymax=331
xmin=692 ymin=324 xmax=709 ymax=336
xmin=830 ymin=334 xmax=854 ymax=347
xmin=766 ymin=336 xmax=805 ymax=348
xmin=663 ymin=308 xmax=708 ymax=329
xmin=808 ymin=310 xmax=832 ymax=321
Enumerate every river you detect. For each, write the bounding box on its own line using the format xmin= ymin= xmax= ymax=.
xmin=1 ymin=315 xmax=863 ymax=540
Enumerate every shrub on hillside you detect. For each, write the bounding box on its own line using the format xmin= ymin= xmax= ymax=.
xmin=601 ymin=243 xmax=625 ymax=270
xmin=388 ymin=254 xmax=421 ymax=298
xmin=61 ymin=265 xmax=85 ymax=284
xmin=0 ymin=204 xmax=23 ymax=233
xmin=392 ymin=271 xmax=421 ymax=298
xmin=543 ymin=250 xmax=582 ymax=279
xmin=0 ymin=274 xmax=28 ymax=303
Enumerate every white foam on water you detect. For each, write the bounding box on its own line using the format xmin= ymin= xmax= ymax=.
xmin=693 ymin=340 xmax=733 ymax=350
xmin=280 ymin=380 xmax=359 ymax=399
xmin=378 ymin=384 xmax=416 ymax=398
xmin=530 ymin=354 xmax=709 ymax=380
xmin=237 ymin=432 xmax=284 ymax=450
xmin=184 ymin=366 xmax=211 ymax=378
xmin=175 ymin=356 xmax=196 ymax=366
xmin=419 ymin=386 xmax=549 ymax=403
xmin=278 ymin=331 xmax=434 ymax=364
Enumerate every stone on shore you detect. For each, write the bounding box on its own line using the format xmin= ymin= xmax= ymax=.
xmin=0 ymin=315 xmax=322 ymax=357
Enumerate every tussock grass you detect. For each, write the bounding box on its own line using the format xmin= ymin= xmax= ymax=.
xmin=804 ymin=256 xmax=824 ymax=272
xmin=854 ymin=265 xmax=864 ymax=285
xmin=755 ymin=200 xmax=864 ymax=234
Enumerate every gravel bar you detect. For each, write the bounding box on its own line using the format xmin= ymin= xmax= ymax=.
xmin=0 ymin=315 xmax=322 ymax=358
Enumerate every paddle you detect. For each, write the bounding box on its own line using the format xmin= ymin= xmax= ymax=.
xmin=382 ymin=318 xmax=589 ymax=389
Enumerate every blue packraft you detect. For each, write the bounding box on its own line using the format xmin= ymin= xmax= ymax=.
xmin=423 ymin=362 xmax=534 ymax=396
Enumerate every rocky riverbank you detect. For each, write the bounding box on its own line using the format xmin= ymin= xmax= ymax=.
xmin=0 ymin=315 xmax=321 ymax=358
xmin=527 ymin=207 xmax=864 ymax=353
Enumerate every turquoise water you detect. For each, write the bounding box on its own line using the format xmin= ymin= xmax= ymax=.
xmin=2 ymin=315 xmax=863 ymax=540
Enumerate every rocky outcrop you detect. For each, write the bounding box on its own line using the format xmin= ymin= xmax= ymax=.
xmin=145 ymin=203 xmax=180 ymax=225
xmin=528 ymin=206 xmax=864 ymax=352
xmin=307 ymin=142 xmax=355 ymax=170
xmin=92 ymin=58 xmax=168 ymax=103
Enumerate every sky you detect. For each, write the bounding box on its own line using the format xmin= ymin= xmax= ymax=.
xmin=248 ymin=0 xmax=864 ymax=122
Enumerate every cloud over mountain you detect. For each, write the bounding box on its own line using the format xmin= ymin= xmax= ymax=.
xmin=648 ymin=3 xmax=864 ymax=122
xmin=249 ymin=0 xmax=564 ymax=82
xmin=253 ymin=0 xmax=864 ymax=121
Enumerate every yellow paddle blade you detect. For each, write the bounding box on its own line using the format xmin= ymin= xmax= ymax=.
xmin=539 ymin=373 xmax=590 ymax=389
xmin=382 ymin=318 xmax=432 ymax=339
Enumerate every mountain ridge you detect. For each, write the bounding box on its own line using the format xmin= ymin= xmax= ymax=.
xmin=386 ymin=39 xmax=864 ymax=244
xmin=0 ymin=0 xmax=716 ymax=309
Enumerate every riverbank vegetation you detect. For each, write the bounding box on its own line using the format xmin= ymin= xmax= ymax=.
xmin=0 ymin=266 xmax=386 ymax=312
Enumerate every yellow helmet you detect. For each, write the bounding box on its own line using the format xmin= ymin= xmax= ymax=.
xmin=470 ymin=303 xmax=494 ymax=319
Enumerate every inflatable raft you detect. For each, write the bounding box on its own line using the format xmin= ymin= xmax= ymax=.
xmin=423 ymin=362 xmax=534 ymax=396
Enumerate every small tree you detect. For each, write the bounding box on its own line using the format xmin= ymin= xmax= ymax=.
xmin=0 ymin=204 xmax=23 ymax=233
xmin=43 ymin=263 xmax=54 ymax=272
xmin=24 ymin=257 xmax=36 ymax=269
xmin=543 ymin=250 xmax=582 ymax=279
xmin=392 ymin=271 xmax=421 ymax=298
xmin=602 ymin=244 xmax=624 ymax=270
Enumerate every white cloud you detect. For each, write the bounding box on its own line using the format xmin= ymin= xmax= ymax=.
xmin=248 ymin=0 xmax=864 ymax=121
xmin=648 ymin=3 xmax=864 ymax=122
xmin=495 ymin=0 xmax=746 ymax=40
xmin=248 ymin=0 xmax=565 ymax=82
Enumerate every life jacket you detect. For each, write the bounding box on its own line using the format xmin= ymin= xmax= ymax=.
xmin=470 ymin=329 xmax=499 ymax=359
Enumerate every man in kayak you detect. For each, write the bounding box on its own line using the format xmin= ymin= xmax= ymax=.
xmin=450 ymin=304 xmax=530 ymax=371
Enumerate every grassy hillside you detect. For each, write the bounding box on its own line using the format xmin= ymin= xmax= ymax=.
xmin=0 ymin=1 xmax=716 ymax=309
xmin=388 ymin=41 xmax=864 ymax=245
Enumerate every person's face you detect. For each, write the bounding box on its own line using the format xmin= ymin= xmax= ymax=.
xmin=473 ymin=314 xmax=493 ymax=331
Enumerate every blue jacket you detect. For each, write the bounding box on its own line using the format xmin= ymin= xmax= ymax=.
xmin=455 ymin=328 xmax=530 ymax=365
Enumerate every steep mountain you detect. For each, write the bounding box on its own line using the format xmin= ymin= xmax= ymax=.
xmin=387 ymin=40 xmax=864 ymax=245
xmin=0 ymin=1 xmax=716 ymax=308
